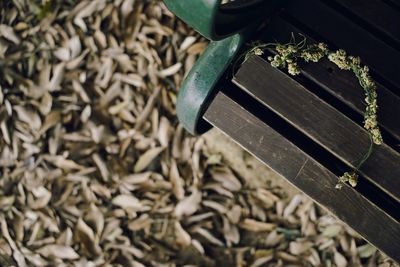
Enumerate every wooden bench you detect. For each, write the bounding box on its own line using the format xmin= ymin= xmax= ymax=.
xmin=201 ymin=0 xmax=400 ymax=262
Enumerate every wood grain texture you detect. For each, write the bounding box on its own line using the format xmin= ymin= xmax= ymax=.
xmin=284 ymin=0 xmax=400 ymax=93
xmin=233 ymin=56 xmax=400 ymax=202
xmin=259 ymin=16 xmax=400 ymax=142
xmin=203 ymin=91 xmax=400 ymax=262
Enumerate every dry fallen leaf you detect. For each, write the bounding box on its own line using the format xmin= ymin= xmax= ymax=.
xmin=112 ymin=194 xmax=142 ymax=210
xmin=169 ymin=159 xmax=185 ymax=200
xmin=0 ymin=24 xmax=20 ymax=44
xmin=134 ymin=146 xmax=164 ymax=172
xmin=239 ymin=219 xmax=276 ymax=232
xmin=37 ymin=244 xmax=79 ymax=260
xmin=14 ymin=106 xmax=42 ymax=130
xmin=158 ymin=63 xmax=182 ymax=77
xmin=75 ymin=218 xmax=101 ymax=256
xmin=174 ymin=221 xmax=191 ymax=246
xmin=175 ymin=190 xmax=202 ymax=218
xmin=210 ymin=166 xmax=242 ymax=192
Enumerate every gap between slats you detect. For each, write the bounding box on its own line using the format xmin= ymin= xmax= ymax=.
xmin=233 ymin=56 xmax=400 ymax=203
xmin=207 ymin=82 xmax=400 ymax=223
xmin=281 ymin=0 xmax=400 ymax=97
xmin=321 ymin=0 xmax=400 ymax=50
xmin=258 ymin=15 xmax=400 ymax=146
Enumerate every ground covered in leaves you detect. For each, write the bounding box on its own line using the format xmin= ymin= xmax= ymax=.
xmin=0 ymin=1 xmax=398 ymax=266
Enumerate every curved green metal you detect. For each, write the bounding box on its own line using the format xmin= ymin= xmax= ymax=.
xmin=176 ymin=34 xmax=245 ymax=135
xmin=163 ymin=0 xmax=271 ymax=40
xmin=164 ymin=0 xmax=219 ymax=40
xmin=168 ymin=0 xmax=285 ymax=134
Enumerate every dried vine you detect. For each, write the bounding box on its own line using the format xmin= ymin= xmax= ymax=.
xmin=244 ymin=37 xmax=382 ymax=188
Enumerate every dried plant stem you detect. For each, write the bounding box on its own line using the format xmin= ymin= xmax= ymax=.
xmin=244 ymin=37 xmax=383 ymax=188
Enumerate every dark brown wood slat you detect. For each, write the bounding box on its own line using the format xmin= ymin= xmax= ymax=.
xmin=233 ymin=55 xmax=400 ymax=202
xmin=203 ymin=91 xmax=400 ymax=262
xmin=329 ymin=0 xmax=400 ymax=47
xmin=284 ymin=0 xmax=400 ymax=93
xmin=260 ymin=16 xmax=400 ymax=142
xmin=382 ymin=0 xmax=400 ymax=11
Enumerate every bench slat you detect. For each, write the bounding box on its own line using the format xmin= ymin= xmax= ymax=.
xmin=233 ymin=55 xmax=400 ymax=202
xmin=284 ymin=0 xmax=400 ymax=94
xmin=259 ymin=16 xmax=400 ymax=142
xmin=382 ymin=0 xmax=400 ymax=11
xmin=203 ymin=91 xmax=400 ymax=262
xmin=329 ymin=0 xmax=400 ymax=48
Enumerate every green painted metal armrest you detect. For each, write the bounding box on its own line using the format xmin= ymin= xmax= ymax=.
xmin=163 ymin=0 xmax=279 ymax=41
xmin=165 ymin=0 xmax=284 ymax=134
xmin=176 ymin=34 xmax=245 ymax=135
